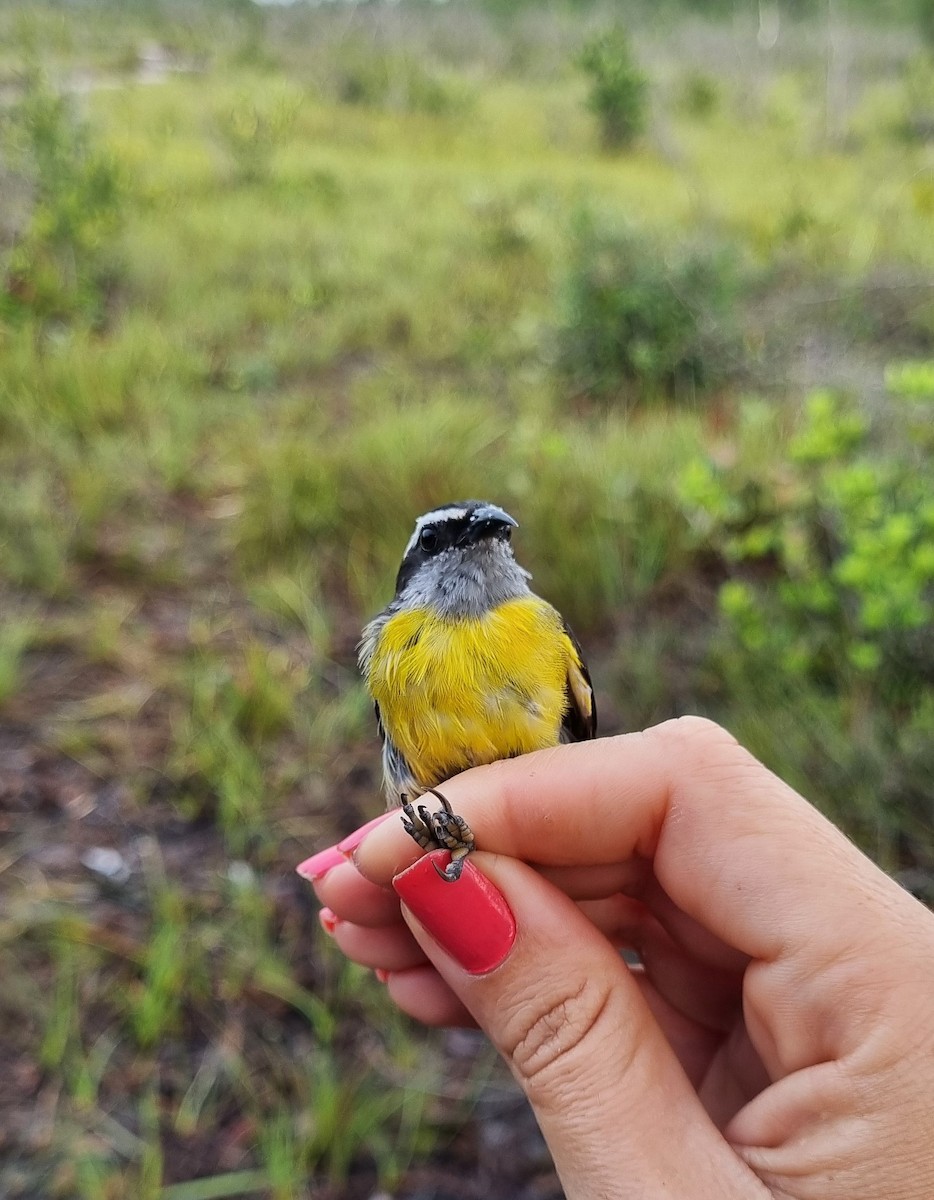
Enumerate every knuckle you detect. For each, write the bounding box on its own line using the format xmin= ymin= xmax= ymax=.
xmin=651 ymin=715 xmax=751 ymax=779
xmin=655 ymin=714 xmax=736 ymax=754
xmin=506 ymin=977 xmax=617 ymax=1093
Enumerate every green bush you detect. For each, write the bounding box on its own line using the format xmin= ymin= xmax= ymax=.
xmin=679 ymin=387 xmax=934 ymax=867
xmin=891 ymin=52 xmax=934 ymax=143
xmin=557 ymin=215 xmax=746 ymax=405
xmin=918 ymin=0 xmax=934 ymax=46
xmin=333 ymin=45 xmax=472 ymax=117
xmin=213 ymin=86 xmax=303 ymax=184
xmin=578 ymin=25 xmax=648 ymax=152
xmin=885 ymin=359 xmax=934 ymax=398
xmin=677 ymin=71 xmax=721 ymax=119
xmin=0 ymin=70 xmax=124 ymax=325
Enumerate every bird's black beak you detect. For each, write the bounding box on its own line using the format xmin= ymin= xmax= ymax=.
xmin=459 ymin=504 xmax=518 ymax=546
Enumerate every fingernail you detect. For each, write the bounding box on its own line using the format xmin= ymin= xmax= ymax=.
xmin=393 ymin=851 xmax=516 ymax=976
xmin=318 ymin=907 xmax=339 ymax=935
xmin=296 ymin=845 xmax=346 ymax=882
xmin=296 ymin=812 xmax=397 ymax=882
xmin=336 ymin=810 xmax=396 ymax=856
xmin=375 ymin=968 xmax=390 ymax=984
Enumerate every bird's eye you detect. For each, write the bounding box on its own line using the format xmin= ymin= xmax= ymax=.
xmin=418 ymin=527 xmax=440 ymax=554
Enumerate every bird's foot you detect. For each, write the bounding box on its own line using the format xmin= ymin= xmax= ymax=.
xmin=400 ymin=788 xmax=475 ymax=882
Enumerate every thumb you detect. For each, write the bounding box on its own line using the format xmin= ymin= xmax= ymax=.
xmin=393 ymin=850 xmax=763 ymax=1200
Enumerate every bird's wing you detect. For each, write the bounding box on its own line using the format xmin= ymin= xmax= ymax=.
xmin=374 ymin=701 xmax=420 ymax=803
xmin=560 ymin=620 xmax=597 ymax=742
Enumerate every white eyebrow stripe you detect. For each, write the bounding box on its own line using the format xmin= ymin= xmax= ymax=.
xmin=403 ymin=507 xmax=468 ymax=557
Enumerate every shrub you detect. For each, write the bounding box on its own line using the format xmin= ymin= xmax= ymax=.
xmin=578 ymin=25 xmax=648 ymax=152
xmin=213 ymin=86 xmax=302 ymax=184
xmin=679 ymin=387 xmax=934 ymax=867
xmin=885 ymin=358 xmax=934 ymax=401
xmin=333 ymin=45 xmax=472 ymax=117
xmin=677 ymin=71 xmax=721 ymax=119
xmin=0 ymin=69 xmax=124 ymax=326
xmin=557 ymin=214 xmax=746 ymax=406
xmin=918 ymin=0 xmax=934 ymax=47
xmin=891 ymin=52 xmax=934 ymax=143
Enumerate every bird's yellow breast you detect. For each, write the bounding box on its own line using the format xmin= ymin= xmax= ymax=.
xmin=367 ymin=596 xmax=574 ymax=791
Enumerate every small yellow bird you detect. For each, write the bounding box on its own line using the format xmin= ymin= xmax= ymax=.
xmin=359 ymin=501 xmax=596 ymax=879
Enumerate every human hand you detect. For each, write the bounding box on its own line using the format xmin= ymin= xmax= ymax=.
xmin=301 ymin=718 xmax=934 ymax=1199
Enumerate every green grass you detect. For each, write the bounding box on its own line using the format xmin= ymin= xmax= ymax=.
xmin=1 ymin=3 xmax=932 ymax=1197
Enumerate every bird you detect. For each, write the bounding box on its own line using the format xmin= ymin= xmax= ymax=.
xmin=358 ymin=500 xmax=596 ymax=880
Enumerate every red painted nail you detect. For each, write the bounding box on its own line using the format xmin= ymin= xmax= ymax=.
xmin=375 ymin=968 xmax=390 ymax=984
xmin=393 ymin=851 xmax=516 ymax=976
xmin=336 ymin=810 xmax=396 ymax=856
xmin=296 ymin=845 xmax=346 ymax=882
xmin=318 ymin=907 xmax=339 ymax=935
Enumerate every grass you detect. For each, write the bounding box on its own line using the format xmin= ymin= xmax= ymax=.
xmin=1 ymin=2 xmax=932 ymax=1197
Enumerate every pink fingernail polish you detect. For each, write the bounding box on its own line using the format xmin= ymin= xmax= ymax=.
xmin=318 ymin=907 xmax=339 ymax=935
xmin=296 ymin=845 xmax=346 ymax=882
xmin=296 ymin=812 xmax=397 ymax=882
xmin=393 ymin=851 xmax=516 ymax=976
xmin=336 ymin=810 xmax=396 ymax=856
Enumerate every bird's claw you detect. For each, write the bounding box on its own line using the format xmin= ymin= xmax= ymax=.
xmin=400 ymin=788 xmax=475 ymax=882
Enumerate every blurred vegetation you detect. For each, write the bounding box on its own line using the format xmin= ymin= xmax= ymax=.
xmin=558 ymin=213 xmax=747 ymax=403
xmin=578 ymin=24 xmax=648 ymax=151
xmin=1 ymin=67 xmax=124 ymax=325
xmin=0 ymin=1 xmax=932 ymax=1197
xmin=681 ymin=384 xmax=934 ymax=866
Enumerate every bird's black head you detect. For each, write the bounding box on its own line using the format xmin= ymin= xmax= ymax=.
xmin=394 ymin=501 xmax=519 ymax=599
